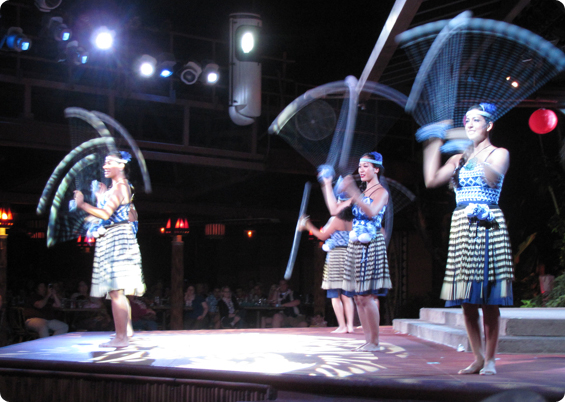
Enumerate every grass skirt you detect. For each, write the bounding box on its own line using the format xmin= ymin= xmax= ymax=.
xmin=342 ymin=233 xmax=392 ymax=297
xmin=322 ymin=246 xmax=347 ymax=291
xmin=441 ymin=206 xmax=513 ymax=305
xmin=91 ymin=223 xmax=146 ymax=298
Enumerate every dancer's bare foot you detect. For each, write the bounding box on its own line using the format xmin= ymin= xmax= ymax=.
xmin=458 ymin=360 xmax=484 ymax=375
xmin=358 ymin=342 xmax=384 ymax=352
xmin=352 ymin=343 xmax=368 ymax=351
xmin=100 ymin=337 xmax=129 ymax=348
xmin=479 ymin=360 xmax=496 ymax=375
xmin=347 ymin=327 xmax=355 ymax=333
xmin=331 ymin=327 xmax=348 ymax=334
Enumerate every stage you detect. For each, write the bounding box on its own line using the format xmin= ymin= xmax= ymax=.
xmin=0 ymin=327 xmax=563 ymax=402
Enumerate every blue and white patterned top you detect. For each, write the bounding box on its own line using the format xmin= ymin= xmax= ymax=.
xmin=455 ymin=163 xmax=504 ymax=206
xmin=351 ymin=196 xmax=386 ymax=239
xmin=322 ymin=230 xmax=350 ymax=251
xmin=88 ymin=190 xmax=138 ymax=236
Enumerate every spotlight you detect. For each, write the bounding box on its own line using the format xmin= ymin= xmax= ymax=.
xmin=46 ymin=16 xmax=71 ymax=41
xmin=2 ymin=27 xmax=32 ymax=52
xmin=156 ymin=53 xmax=176 ymax=78
xmin=135 ymin=54 xmax=157 ymax=77
xmin=35 ymin=0 xmax=62 ymax=12
xmin=91 ymin=26 xmax=114 ymax=50
xmin=201 ymin=62 xmax=219 ymax=85
xmin=64 ymin=40 xmax=88 ymax=65
xmin=179 ymin=61 xmax=201 ymax=85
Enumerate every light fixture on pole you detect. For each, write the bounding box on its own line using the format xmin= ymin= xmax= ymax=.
xmin=201 ymin=62 xmax=219 ymax=85
xmin=91 ymin=26 xmax=114 ymax=50
xmin=63 ymin=40 xmax=88 ymax=65
xmin=135 ymin=54 xmax=157 ymax=77
xmin=156 ymin=53 xmax=176 ymax=78
xmin=45 ymin=16 xmax=71 ymax=41
xmin=179 ymin=61 xmax=202 ymax=85
xmin=229 ymin=13 xmax=262 ymax=126
xmin=2 ymin=27 xmax=32 ymax=52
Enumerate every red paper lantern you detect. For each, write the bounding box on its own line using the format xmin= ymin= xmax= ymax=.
xmin=529 ymin=109 xmax=558 ymax=134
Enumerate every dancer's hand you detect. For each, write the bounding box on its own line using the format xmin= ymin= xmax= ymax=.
xmin=340 ymin=175 xmax=361 ymax=203
xmin=73 ymin=190 xmax=84 ymax=207
xmin=298 ymin=215 xmax=310 ymax=231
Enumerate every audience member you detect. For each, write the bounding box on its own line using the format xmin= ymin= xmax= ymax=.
xmin=269 ymin=279 xmax=307 ymax=328
xmin=218 ymin=286 xmax=245 ymax=328
xmin=183 ymin=285 xmax=209 ymax=329
xmin=128 ymin=296 xmax=158 ymax=331
xmin=206 ymin=287 xmax=221 ymax=329
xmin=71 ymin=281 xmax=112 ymax=331
xmin=24 ymin=282 xmax=69 ymax=338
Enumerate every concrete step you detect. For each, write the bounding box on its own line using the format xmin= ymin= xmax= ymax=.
xmin=419 ymin=307 xmax=565 ymax=336
xmin=393 ymin=308 xmax=565 ymax=354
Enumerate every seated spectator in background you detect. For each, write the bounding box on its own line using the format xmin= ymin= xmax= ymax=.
xmin=249 ymin=284 xmax=266 ymax=302
xmin=71 ymin=281 xmax=112 ymax=331
xmin=24 ymin=282 xmax=68 ymax=338
xmin=218 ymin=286 xmax=245 ymax=328
xmin=71 ymin=281 xmax=103 ymax=308
xmin=269 ymin=279 xmax=308 ymax=328
xmin=235 ymin=287 xmax=247 ymax=302
xmin=309 ymin=312 xmax=328 ymax=328
xmin=206 ymin=287 xmax=221 ymax=329
xmin=183 ymin=285 xmax=209 ymax=329
xmin=128 ymin=296 xmax=158 ymax=331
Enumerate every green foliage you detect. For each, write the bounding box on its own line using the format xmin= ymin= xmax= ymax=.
xmin=521 ymin=271 xmax=565 ymax=308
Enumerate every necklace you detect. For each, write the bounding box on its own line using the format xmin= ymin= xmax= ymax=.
xmin=465 ymin=145 xmax=492 ymax=170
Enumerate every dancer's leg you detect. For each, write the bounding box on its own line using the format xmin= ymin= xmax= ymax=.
xmin=331 ymin=297 xmax=347 ymax=333
xmin=480 ymin=305 xmax=500 ymax=375
xmin=357 ymin=296 xmax=380 ymax=351
xmin=102 ymin=290 xmax=130 ymax=347
xmin=459 ymin=303 xmax=484 ymax=374
xmin=341 ymin=294 xmax=355 ymax=333
xmin=126 ymin=299 xmax=133 ymax=337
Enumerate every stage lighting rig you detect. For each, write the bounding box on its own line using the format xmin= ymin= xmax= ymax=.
xmin=35 ymin=0 xmax=62 ymax=12
xmin=201 ymin=62 xmax=219 ymax=85
xmin=179 ymin=61 xmax=202 ymax=85
xmin=1 ymin=27 xmax=32 ymax=52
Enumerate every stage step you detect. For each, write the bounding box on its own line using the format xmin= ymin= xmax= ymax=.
xmin=393 ymin=307 xmax=565 ymax=354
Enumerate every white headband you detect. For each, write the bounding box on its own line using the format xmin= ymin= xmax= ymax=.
xmin=105 ymin=156 xmax=128 ymax=164
xmin=359 ymin=158 xmax=382 ymax=166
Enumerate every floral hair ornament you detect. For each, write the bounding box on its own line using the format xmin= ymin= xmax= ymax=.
xmin=359 ymin=151 xmax=383 ymax=167
xmin=465 ymin=103 xmax=497 ymax=124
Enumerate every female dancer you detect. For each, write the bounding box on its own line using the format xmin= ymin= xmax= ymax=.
xmin=422 ymin=103 xmax=513 ymax=375
xmin=74 ymin=152 xmax=145 ymax=347
xmin=298 ymin=194 xmax=355 ymax=333
xmin=340 ymin=152 xmax=392 ymax=351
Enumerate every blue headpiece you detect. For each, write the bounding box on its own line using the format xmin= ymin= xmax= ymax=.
xmin=466 ymin=103 xmax=496 ymax=122
xmin=359 ymin=151 xmax=383 ymax=167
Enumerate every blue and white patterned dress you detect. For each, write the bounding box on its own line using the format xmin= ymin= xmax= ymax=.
xmin=342 ymin=195 xmax=392 ymax=296
xmin=441 ymin=159 xmax=514 ymax=306
xmin=90 ymin=187 xmax=146 ymax=298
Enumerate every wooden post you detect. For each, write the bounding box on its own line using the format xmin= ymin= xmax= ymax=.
xmin=0 ymin=229 xmax=7 ymax=306
xmin=170 ymin=235 xmax=184 ymax=330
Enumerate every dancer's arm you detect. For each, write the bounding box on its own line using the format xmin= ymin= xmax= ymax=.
xmin=299 ymin=216 xmax=346 ymax=241
xmin=422 ymin=139 xmax=460 ymax=188
xmin=321 ymin=177 xmax=351 ymax=215
xmin=74 ymin=183 xmax=129 ymax=220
